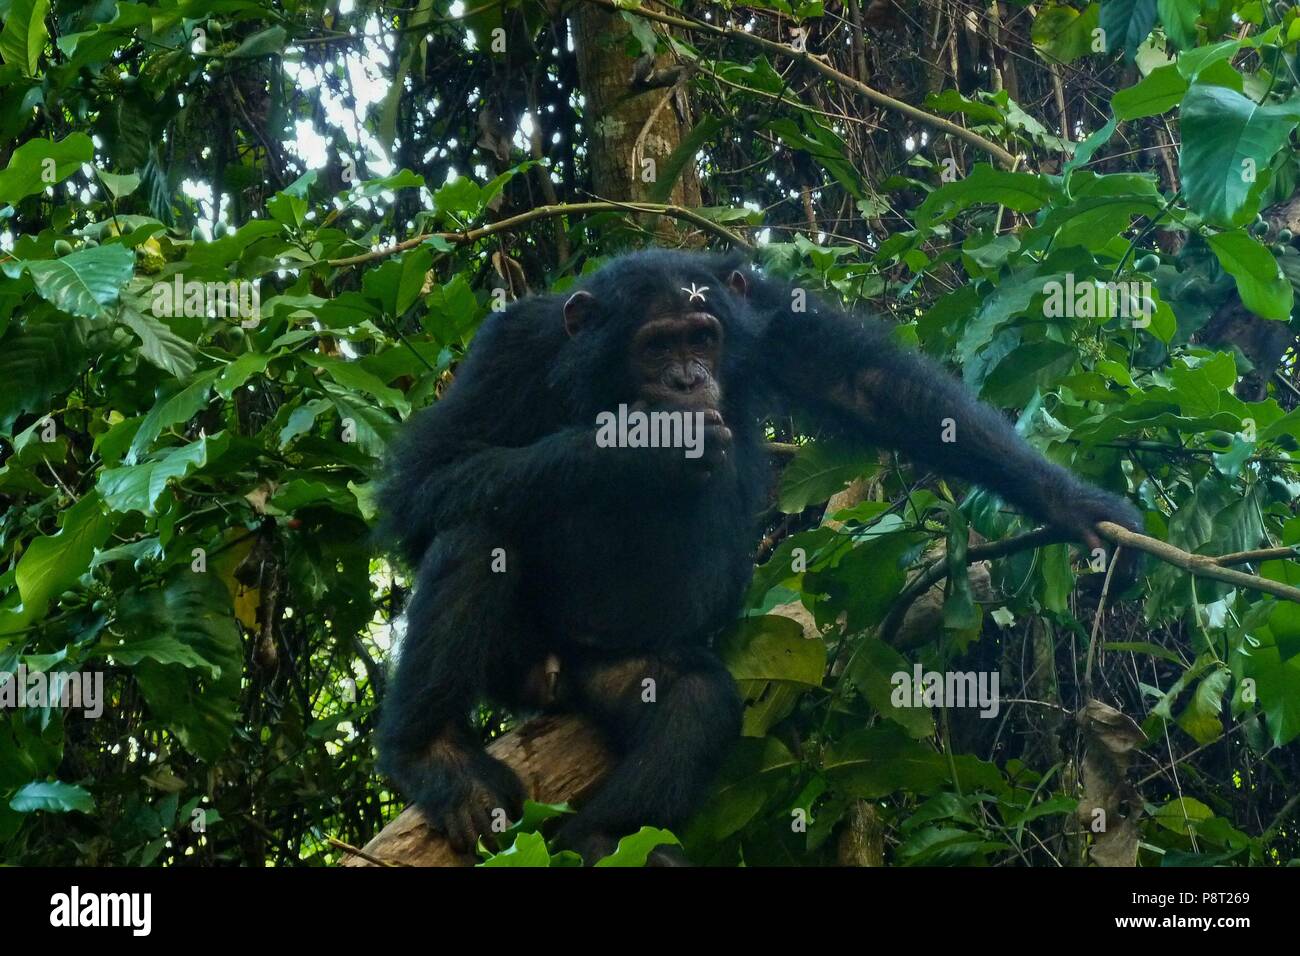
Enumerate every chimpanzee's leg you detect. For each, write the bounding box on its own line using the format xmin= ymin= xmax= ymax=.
xmin=555 ymin=646 xmax=742 ymax=862
xmin=377 ymin=525 xmax=527 ymax=852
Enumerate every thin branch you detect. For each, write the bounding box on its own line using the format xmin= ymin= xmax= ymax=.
xmin=1096 ymin=521 xmax=1300 ymax=604
xmin=326 ymin=200 xmax=752 ymax=267
xmin=578 ymin=0 xmax=1018 ymax=169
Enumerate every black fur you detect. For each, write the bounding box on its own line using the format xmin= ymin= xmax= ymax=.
xmin=376 ymin=247 xmax=1141 ymax=861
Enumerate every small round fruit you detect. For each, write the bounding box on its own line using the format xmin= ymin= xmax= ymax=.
xmin=53 ymin=239 xmax=73 ymax=256
xmin=214 ymin=221 xmax=229 ymax=238
xmin=1278 ymin=228 xmax=1294 ymax=243
xmin=1135 ymin=254 xmax=1160 ymax=272
xmin=1251 ymin=219 xmax=1271 ymax=238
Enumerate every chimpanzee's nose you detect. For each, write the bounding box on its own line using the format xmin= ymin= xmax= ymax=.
xmin=668 ymin=365 xmax=703 ymax=391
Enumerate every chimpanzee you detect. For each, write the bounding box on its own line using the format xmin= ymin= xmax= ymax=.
xmin=376 ymin=247 xmax=1142 ymax=862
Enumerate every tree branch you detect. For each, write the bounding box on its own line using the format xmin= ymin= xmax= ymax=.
xmin=326 ymin=200 xmax=753 ymax=267
xmin=576 ymin=0 xmax=1018 ymax=169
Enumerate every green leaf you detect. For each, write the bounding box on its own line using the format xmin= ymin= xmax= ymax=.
xmin=9 ymin=492 xmax=117 ymax=627
xmin=126 ymin=370 xmax=220 ymax=464
xmin=593 ymin=827 xmax=681 ymax=866
xmin=914 ymin=165 xmax=1053 ymax=229
xmin=97 ymin=634 xmax=220 ymax=675
xmin=95 ymin=169 xmax=140 ymax=199
xmin=479 ymin=830 xmax=554 ymax=867
xmin=228 ymin=25 xmax=286 ymax=58
xmin=824 ymin=726 xmax=957 ymax=797
xmin=1031 ymin=3 xmax=1101 ymax=65
xmin=9 ymin=781 xmax=94 ymax=814
xmin=302 ymin=355 xmax=411 ymax=415
xmin=719 ymin=614 xmax=826 ymax=686
xmin=1179 ymin=84 xmax=1300 ymax=227
xmin=215 ymin=352 xmax=272 ymax=399
xmin=1177 ymin=665 xmax=1229 ymax=744
xmin=0 ymin=314 xmax=88 ymax=433
xmin=1206 ymin=230 xmax=1293 ymax=320
xmin=8 ymin=244 xmax=135 ymax=320
xmin=98 ymin=432 xmax=231 ymax=514
xmin=116 ymin=575 xmax=242 ymax=762
xmin=1099 ymin=0 xmax=1158 ymax=61
xmin=0 ymin=0 xmax=50 ymax=75
xmin=0 ymin=133 xmax=92 ymax=204
xmin=847 ymin=636 xmax=936 ymax=738
xmin=1111 ymin=63 xmax=1186 ymax=119
xmin=776 ymin=441 xmax=874 ymax=513
xmin=116 ymin=305 xmax=197 ymax=378
xmin=1157 ymin=0 xmax=1199 ymax=49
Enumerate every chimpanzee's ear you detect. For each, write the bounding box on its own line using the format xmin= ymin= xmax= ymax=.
xmin=563 ymin=290 xmax=596 ymax=337
xmin=726 ymin=269 xmax=749 ymax=298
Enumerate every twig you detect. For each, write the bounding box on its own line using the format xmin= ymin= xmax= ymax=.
xmin=326 ymin=200 xmax=752 ymax=267
xmin=579 ymin=0 xmax=1018 ymax=169
xmin=327 ymin=836 xmax=404 ymax=867
xmin=1096 ymin=521 xmax=1300 ymax=604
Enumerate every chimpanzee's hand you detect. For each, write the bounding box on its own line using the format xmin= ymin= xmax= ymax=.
xmin=615 ymin=403 xmax=733 ymax=486
xmin=415 ymin=749 xmax=526 ymax=854
xmin=1049 ymin=482 xmax=1145 ymax=588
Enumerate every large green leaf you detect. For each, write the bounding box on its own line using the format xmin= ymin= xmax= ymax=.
xmin=914 ymin=165 xmax=1053 ymax=229
xmin=1179 ymin=84 xmax=1300 ymax=226
xmin=1099 ymin=0 xmax=1157 ymax=60
xmin=99 ymin=432 xmax=231 ymax=514
xmin=1206 ymin=230 xmax=1293 ymax=320
xmin=115 ymin=576 xmax=242 ymax=762
xmin=10 ymin=244 xmax=135 ymax=319
xmin=9 ymin=780 xmax=94 ymax=814
xmin=0 ymin=314 xmax=87 ymax=433
xmin=776 ymin=441 xmax=875 ymax=513
xmin=1112 ymin=63 xmax=1186 ymax=119
xmin=125 ymin=369 xmax=219 ymax=464
xmin=0 ymin=132 xmax=93 ymax=204
xmin=1157 ymin=0 xmax=1199 ymax=49
xmin=0 ymin=0 xmax=50 ymax=75
xmin=116 ymin=304 xmax=197 ymax=378
xmin=1031 ymin=3 xmax=1101 ymax=65
xmin=8 ymin=492 xmax=117 ymax=629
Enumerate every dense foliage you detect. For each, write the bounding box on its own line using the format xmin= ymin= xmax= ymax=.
xmin=2 ymin=0 xmax=1300 ymax=866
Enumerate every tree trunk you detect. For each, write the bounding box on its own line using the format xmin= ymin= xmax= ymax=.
xmin=569 ymin=1 xmax=701 ymax=207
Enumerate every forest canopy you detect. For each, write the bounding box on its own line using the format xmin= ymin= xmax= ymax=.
xmin=2 ymin=0 xmax=1300 ymax=867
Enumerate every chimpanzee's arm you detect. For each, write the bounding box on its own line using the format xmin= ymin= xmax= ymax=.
xmin=758 ymin=295 xmax=1142 ymax=550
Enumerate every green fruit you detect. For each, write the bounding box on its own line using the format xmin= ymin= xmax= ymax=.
xmin=82 ymin=237 xmax=98 ymax=248
xmin=1273 ymin=244 xmax=1287 ymax=256
xmin=191 ymin=225 xmax=204 ymax=241
xmin=1135 ymin=254 xmax=1160 ymax=272
xmin=53 ymin=239 xmax=73 ymax=256
xmin=121 ymin=221 xmax=135 ymax=235
xmin=1279 ymin=228 xmax=1294 ymax=243
xmin=1251 ymin=219 xmax=1271 ymax=238
xmin=1208 ymin=430 xmax=1234 ymax=447
xmin=214 ymin=221 xmax=229 ymax=238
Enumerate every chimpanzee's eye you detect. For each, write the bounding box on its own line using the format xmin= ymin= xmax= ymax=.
xmin=688 ymin=327 xmax=715 ymax=347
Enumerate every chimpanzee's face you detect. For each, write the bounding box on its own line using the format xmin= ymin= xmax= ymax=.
xmin=630 ymin=296 xmax=724 ymax=411
xmin=561 ymin=263 xmax=750 ymax=413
